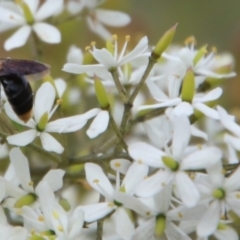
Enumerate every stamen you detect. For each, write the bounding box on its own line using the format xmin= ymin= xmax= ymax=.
xmin=184 ymin=36 xmax=197 ymax=46
xmin=112 ymin=34 xmax=118 ymax=41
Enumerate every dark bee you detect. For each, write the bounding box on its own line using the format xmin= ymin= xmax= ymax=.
xmin=0 ymin=58 xmax=50 ymax=122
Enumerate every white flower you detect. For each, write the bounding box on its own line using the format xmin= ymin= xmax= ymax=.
xmin=4 ymin=82 xmax=99 ymax=154
xmin=80 ymin=161 xmax=149 ymax=223
xmin=21 ymin=181 xmax=84 ymax=240
xmin=63 ymin=36 xmax=149 ymax=77
xmin=0 ymin=0 xmax=63 ymax=51
xmin=196 ymin=161 xmax=240 ymax=238
xmin=0 ymin=148 xmax=65 ymax=208
xmin=67 ymin=0 xmax=131 ymax=39
xmin=129 ymin=114 xmax=222 ymax=207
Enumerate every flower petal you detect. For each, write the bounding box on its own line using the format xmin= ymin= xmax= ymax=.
xmin=128 ymin=142 xmax=165 ymax=168
xmin=194 ymin=103 xmax=219 ymax=119
xmin=87 ymin=110 xmax=109 ymax=138
xmin=4 ymin=25 xmax=31 ymax=51
xmin=9 ymin=148 xmax=33 ymax=192
xmin=197 ymin=201 xmax=220 ymax=238
xmin=175 ymin=172 xmax=200 ymax=207
xmin=35 ymin=0 xmax=63 ymax=21
xmin=39 ymin=132 xmax=64 ymax=154
xmin=7 ymin=129 xmax=37 ymax=146
xmin=95 ymin=9 xmax=130 ymax=27
xmin=34 ymin=82 xmax=55 ymax=123
xmin=33 ymin=22 xmax=61 ymax=44
xmin=85 ymin=163 xmax=114 ymax=199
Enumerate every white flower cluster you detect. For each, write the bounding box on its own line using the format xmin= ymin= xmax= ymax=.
xmin=0 ymin=1 xmax=239 ymax=240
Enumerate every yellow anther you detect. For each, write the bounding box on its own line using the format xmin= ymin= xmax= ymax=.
xmin=91 ymin=41 xmax=96 ymax=47
xmin=125 ymin=35 xmax=130 ymax=41
xmin=38 ymin=215 xmax=45 ymax=221
xmin=52 ymin=210 xmax=59 ymax=219
xmin=29 ymin=181 xmax=34 ymax=186
xmin=137 ymin=160 xmax=143 ymax=164
xmin=178 ymin=212 xmax=183 ymax=218
xmin=108 ymin=202 xmax=114 ymax=207
xmin=114 ymin=162 xmax=121 ymax=168
xmin=236 ymin=193 xmax=240 ymax=199
xmin=211 ymin=46 xmax=217 ymax=53
xmin=184 ymin=36 xmax=197 ymax=46
xmin=56 ymin=99 xmax=63 ymax=105
xmin=112 ymin=34 xmax=118 ymax=41
xmin=85 ymin=46 xmax=91 ymax=51
xmin=93 ymin=179 xmax=99 ymax=184
xmin=58 ymin=225 xmax=64 ymax=232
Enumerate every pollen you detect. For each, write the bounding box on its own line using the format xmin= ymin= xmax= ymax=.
xmin=29 ymin=181 xmax=34 ymax=186
xmin=161 ymin=182 xmax=166 ymax=187
xmin=184 ymin=36 xmax=197 ymax=46
xmin=178 ymin=212 xmax=183 ymax=218
xmin=236 ymin=193 xmax=240 ymax=199
xmin=38 ymin=215 xmax=45 ymax=221
xmin=112 ymin=34 xmax=118 ymax=41
xmin=211 ymin=46 xmax=217 ymax=53
xmin=137 ymin=160 xmax=143 ymax=164
xmin=108 ymin=202 xmax=114 ymax=207
xmin=85 ymin=46 xmax=91 ymax=51
xmin=91 ymin=41 xmax=96 ymax=47
xmin=52 ymin=210 xmax=59 ymax=219
xmin=58 ymin=225 xmax=64 ymax=232
xmin=125 ymin=35 xmax=130 ymax=41
xmin=114 ymin=162 xmax=121 ymax=168
xmin=93 ymin=179 xmax=99 ymax=184
xmin=56 ymin=99 xmax=63 ymax=105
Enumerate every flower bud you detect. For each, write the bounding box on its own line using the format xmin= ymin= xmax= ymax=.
xmin=14 ymin=193 xmax=37 ymax=208
xmin=153 ymin=24 xmax=178 ymax=58
xmin=155 ymin=214 xmax=166 ymax=237
xmin=59 ymin=198 xmax=71 ymax=212
xmin=162 ymin=156 xmax=179 ymax=171
xmin=17 ymin=1 xmax=34 ymax=24
xmin=181 ymin=68 xmax=195 ymax=102
xmin=94 ymin=77 xmax=110 ymax=109
xmin=37 ymin=112 xmax=49 ymax=131
xmin=193 ymin=45 xmax=207 ymax=66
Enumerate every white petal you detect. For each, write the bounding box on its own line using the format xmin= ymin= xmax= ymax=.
xmin=41 ymin=169 xmax=65 ymax=192
xmin=34 ymin=82 xmax=55 ymax=123
xmin=4 ymin=25 xmax=31 ymax=51
xmin=194 ymin=88 xmax=222 ymax=103
xmin=87 ymin=110 xmax=109 ymax=138
xmin=218 ymin=106 xmax=240 ymax=137
xmin=85 ymin=163 xmax=114 ymax=199
xmin=95 ymin=9 xmax=130 ymax=27
xmin=191 ymin=125 xmax=208 ymax=140
xmin=224 ymin=134 xmax=240 ymax=151
xmin=214 ymin=226 xmax=238 ymax=240
xmin=91 ymin=48 xmax=115 ymax=68
xmin=225 ymin=166 xmax=240 ymax=191
xmin=138 ymin=98 xmax=182 ymax=111
xmin=67 ymin=45 xmax=83 ymax=64
xmin=33 ymin=22 xmax=61 ymax=43
xmin=135 ymin=171 xmax=172 ymax=197
xmin=165 ymin=221 xmax=191 ymax=240
xmin=175 ymin=172 xmax=200 ymax=207
xmin=181 ymin=147 xmax=222 ymax=170
xmin=86 ymin=16 xmax=111 ymax=40
xmin=194 ymin=103 xmax=219 ymax=119
xmin=173 ymin=102 xmax=193 ymax=116
xmin=7 ymin=129 xmax=37 ymax=146
xmin=121 ymin=161 xmax=148 ymax=194
xmin=62 ymin=63 xmax=105 ymax=74
xmin=4 ymin=101 xmax=35 ymax=127
xmin=172 ymin=114 xmax=190 ymax=160
xmin=128 ymin=142 xmax=165 ymax=168
xmin=9 ymin=148 xmax=33 ymax=192
xmin=146 ymin=80 xmax=168 ymax=100
xmin=120 ymin=36 xmax=149 ymax=66
xmin=0 ymin=6 xmax=25 ymax=24
xmin=113 ymin=191 xmax=151 ymax=217
xmin=80 ymin=203 xmax=115 ymax=222
xmin=35 ymin=0 xmax=63 ymax=21
xmin=54 ymin=78 xmax=66 ymax=98
xmin=112 ymin=208 xmax=135 ymax=240
xmin=69 ymin=207 xmax=84 ymax=239
xmin=110 ymin=159 xmax=131 ymax=174
xmin=46 ymin=108 xmax=100 ymax=133
xmin=133 ymin=218 xmax=155 ymax=240
xmin=225 ymin=192 xmax=240 ymax=217
xmin=39 ymin=132 xmax=64 ymax=154
xmin=197 ymin=201 xmax=220 ymax=238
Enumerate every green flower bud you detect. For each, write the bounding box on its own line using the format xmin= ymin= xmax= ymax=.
xmin=59 ymin=198 xmax=71 ymax=212
xmin=153 ymin=24 xmax=178 ymax=58
xmin=14 ymin=193 xmax=37 ymax=208
xmin=181 ymin=68 xmax=195 ymax=102
xmin=162 ymin=156 xmax=179 ymax=171
xmin=212 ymin=188 xmax=225 ymax=199
xmin=94 ymin=77 xmax=110 ymax=109
xmin=37 ymin=112 xmax=49 ymax=131
xmin=193 ymin=45 xmax=207 ymax=66
xmin=17 ymin=1 xmax=34 ymax=24
xmin=155 ymin=214 xmax=166 ymax=237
